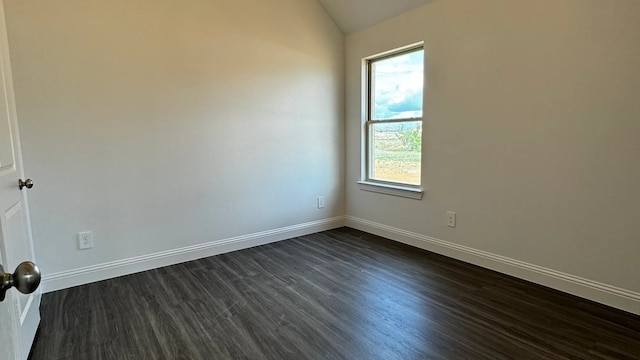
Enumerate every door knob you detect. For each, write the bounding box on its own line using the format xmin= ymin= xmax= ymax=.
xmin=0 ymin=262 xmax=41 ymax=301
xmin=18 ymin=178 xmax=34 ymax=190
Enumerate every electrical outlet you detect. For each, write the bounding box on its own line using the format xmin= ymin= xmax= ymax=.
xmin=447 ymin=211 xmax=456 ymax=228
xmin=78 ymin=231 xmax=94 ymax=250
xmin=317 ymin=196 xmax=325 ymax=209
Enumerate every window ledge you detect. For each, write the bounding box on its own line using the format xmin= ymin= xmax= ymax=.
xmin=357 ymin=181 xmax=424 ymax=200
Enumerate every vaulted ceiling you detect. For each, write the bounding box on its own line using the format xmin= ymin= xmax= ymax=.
xmin=317 ymin=0 xmax=436 ymax=34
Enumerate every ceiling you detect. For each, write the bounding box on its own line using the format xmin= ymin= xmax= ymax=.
xmin=317 ymin=0 xmax=436 ymax=34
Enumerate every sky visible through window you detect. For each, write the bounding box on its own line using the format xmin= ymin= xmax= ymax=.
xmin=371 ymin=50 xmax=424 ymax=121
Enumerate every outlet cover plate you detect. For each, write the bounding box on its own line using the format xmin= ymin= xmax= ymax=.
xmin=447 ymin=211 xmax=456 ymax=228
xmin=318 ymin=196 xmax=325 ymax=209
xmin=78 ymin=231 xmax=94 ymax=250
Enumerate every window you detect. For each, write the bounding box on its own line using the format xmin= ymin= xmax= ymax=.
xmin=362 ymin=45 xmax=424 ymax=196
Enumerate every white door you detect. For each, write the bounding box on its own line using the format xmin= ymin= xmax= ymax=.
xmin=0 ymin=2 xmax=41 ymax=360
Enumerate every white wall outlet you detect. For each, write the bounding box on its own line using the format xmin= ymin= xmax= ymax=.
xmin=447 ymin=211 xmax=456 ymax=228
xmin=317 ymin=196 xmax=325 ymax=209
xmin=78 ymin=231 xmax=94 ymax=250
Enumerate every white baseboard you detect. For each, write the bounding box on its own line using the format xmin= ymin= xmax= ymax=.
xmin=345 ymin=216 xmax=640 ymax=316
xmin=42 ymin=216 xmax=346 ymax=293
xmin=42 ymin=215 xmax=640 ymax=316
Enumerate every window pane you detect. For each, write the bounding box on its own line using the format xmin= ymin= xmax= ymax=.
xmin=370 ymin=121 xmax=421 ymax=185
xmin=371 ymin=49 xmax=424 ymax=121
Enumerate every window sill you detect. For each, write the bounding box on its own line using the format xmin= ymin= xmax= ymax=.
xmin=357 ymin=181 xmax=424 ymax=200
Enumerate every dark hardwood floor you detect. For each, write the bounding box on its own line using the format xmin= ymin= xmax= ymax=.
xmin=29 ymin=228 xmax=640 ymax=360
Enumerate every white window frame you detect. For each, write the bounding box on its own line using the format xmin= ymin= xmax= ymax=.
xmin=358 ymin=43 xmax=425 ymax=200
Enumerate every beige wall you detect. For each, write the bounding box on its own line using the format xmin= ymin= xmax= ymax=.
xmin=5 ymin=0 xmax=639 ymax=313
xmin=346 ymin=0 xmax=640 ymax=310
xmin=4 ymin=0 xmax=344 ymax=283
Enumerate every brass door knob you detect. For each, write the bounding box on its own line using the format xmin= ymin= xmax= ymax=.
xmin=0 ymin=261 xmax=41 ymax=301
xmin=18 ymin=178 xmax=34 ymax=190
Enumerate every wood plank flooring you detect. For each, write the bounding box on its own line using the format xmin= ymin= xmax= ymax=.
xmin=28 ymin=228 xmax=640 ymax=360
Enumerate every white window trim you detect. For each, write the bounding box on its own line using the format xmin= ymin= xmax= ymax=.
xmin=359 ymin=42 xmax=425 ymax=199
xmin=357 ymin=181 xmax=424 ymax=200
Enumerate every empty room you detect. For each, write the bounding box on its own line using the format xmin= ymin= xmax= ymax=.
xmin=0 ymin=0 xmax=639 ymax=359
